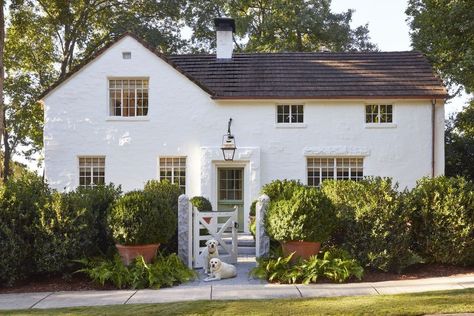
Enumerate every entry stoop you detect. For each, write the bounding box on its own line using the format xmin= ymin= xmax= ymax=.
xmin=222 ymin=232 xmax=256 ymax=256
xmin=238 ymin=233 xmax=256 ymax=256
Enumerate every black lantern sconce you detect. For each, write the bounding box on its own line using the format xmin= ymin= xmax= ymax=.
xmin=221 ymin=118 xmax=237 ymax=161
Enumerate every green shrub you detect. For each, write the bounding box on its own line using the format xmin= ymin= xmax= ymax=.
xmin=0 ymin=173 xmax=50 ymax=285
xmin=261 ymin=179 xmax=304 ymax=202
xmin=249 ymin=217 xmax=257 ymax=238
xmin=265 ymin=186 xmax=336 ymax=243
xmin=408 ymin=176 xmax=474 ymax=266
xmin=143 ymin=180 xmax=180 ymax=253
xmin=322 ymin=177 xmax=418 ymax=273
xmin=251 ymin=248 xmax=363 ymax=284
xmin=108 ymin=191 xmax=160 ymax=245
xmin=250 ymin=200 xmax=257 ymax=216
xmin=34 ymin=184 xmax=121 ymax=274
xmin=77 ymin=253 xmax=196 ymax=289
xmin=0 ymin=223 xmax=30 ymax=286
xmin=190 ymin=196 xmax=212 ymax=211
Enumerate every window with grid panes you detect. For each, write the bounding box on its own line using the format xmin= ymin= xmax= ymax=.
xmin=79 ymin=157 xmax=105 ymax=187
xmin=365 ymin=104 xmax=392 ymax=123
xmin=277 ymin=105 xmax=304 ymax=123
xmin=307 ymin=157 xmax=363 ymax=187
xmin=109 ymin=79 xmax=148 ymax=117
xmin=159 ymin=157 xmax=186 ymax=193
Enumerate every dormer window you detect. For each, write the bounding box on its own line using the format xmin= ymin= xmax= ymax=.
xmin=109 ymin=79 xmax=148 ymax=117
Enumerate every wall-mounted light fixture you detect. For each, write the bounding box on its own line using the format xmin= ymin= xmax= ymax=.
xmin=221 ymin=118 xmax=236 ymax=161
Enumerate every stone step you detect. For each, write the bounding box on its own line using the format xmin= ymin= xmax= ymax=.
xmin=238 ymin=246 xmax=256 ymax=255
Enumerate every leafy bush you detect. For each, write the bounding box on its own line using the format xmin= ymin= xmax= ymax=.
xmin=322 ymin=177 xmax=418 ymax=273
xmin=0 ymin=174 xmax=50 ymax=285
xmin=77 ymin=253 xmax=196 ymax=289
xmin=34 ymin=184 xmax=121 ymax=274
xmin=249 ymin=217 xmax=257 ymax=238
xmin=144 ymin=180 xmax=180 ymax=253
xmin=190 ymin=196 xmax=212 ymax=211
xmin=265 ymin=186 xmax=336 ymax=242
xmin=408 ymin=176 xmax=474 ymax=266
xmin=251 ymin=248 xmax=363 ymax=284
xmin=261 ymin=179 xmax=304 ymax=202
xmin=250 ymin=200 xmax=257 ymax=216
xmin=108 ymin=191 xmax=160 ymax=245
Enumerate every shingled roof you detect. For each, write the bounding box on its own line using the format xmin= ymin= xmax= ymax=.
xmin=169 ymin=52 xmax=447 ymax=99
xmin=39 ymin=33 xmax=447 ymax=100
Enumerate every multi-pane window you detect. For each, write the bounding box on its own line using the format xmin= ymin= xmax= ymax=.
xmin=218 ymin=169 xmax=243 ymax=201
xmin=159 ymin=157 xmax=186 ymax=193
xmin=277 ymin=105 xmax=304 ymax=123
xmin=109 ymin=79 xmax=149 ymax=117
xmin=79 ymin=157 xmax=105 ymax=187
xmin=365 ymin=104 xmax=393 ymax=123
xmin=307 ymin=157 xmax=363 ymax=187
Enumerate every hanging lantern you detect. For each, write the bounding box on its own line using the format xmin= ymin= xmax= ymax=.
xmin=221 ymin=118 xmax=236 ymax=161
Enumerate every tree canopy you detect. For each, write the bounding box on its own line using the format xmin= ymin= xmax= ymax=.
xmin=406 ymin=0 xmax=474 ymax=94
xmin=185 ymin=0 xmax=377 ymax=53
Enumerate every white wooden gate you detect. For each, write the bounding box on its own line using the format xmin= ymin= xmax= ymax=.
xmin=192 ymin=206 xmax=238 ymax=268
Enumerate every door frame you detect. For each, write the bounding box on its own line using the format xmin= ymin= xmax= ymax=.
xmin=212 ymin=161 xmax=250 ymax=232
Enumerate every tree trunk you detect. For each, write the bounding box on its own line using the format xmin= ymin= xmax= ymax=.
xmin=2 ymin=116 xmax=10 ymax=181
xmin=0 ymin=0 xmax=5 ymax=162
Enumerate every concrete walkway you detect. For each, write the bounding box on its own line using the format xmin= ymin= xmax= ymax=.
xmin=0 ymin=274 xmax=473 ymax=310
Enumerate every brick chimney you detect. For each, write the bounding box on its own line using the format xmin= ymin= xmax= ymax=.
xmin=214 ymin=17 xmax=235 ymax=60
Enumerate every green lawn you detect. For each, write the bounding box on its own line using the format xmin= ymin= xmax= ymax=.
xmin=3 ymin=288 xmax=474 ymax=316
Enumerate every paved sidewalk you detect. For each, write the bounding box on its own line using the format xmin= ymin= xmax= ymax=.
xmin=0 ymin=274 xmax=473 ymax=310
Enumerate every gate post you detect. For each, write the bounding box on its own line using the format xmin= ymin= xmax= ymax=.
xmin=256 ymin=194 xmax=270 ymax=258
xmin=178 ymin=194 xmax=192 ymax=268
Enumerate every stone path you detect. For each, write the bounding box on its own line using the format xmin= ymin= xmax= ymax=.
xmin=1 ymin=256 xmax=473 ymax=311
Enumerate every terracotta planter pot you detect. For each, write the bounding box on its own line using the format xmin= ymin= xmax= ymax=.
xmin=116 ymin=243 xmax=160 ymax=266
xmin=281 ymin=241 xmax=321 ymax=261
xmin=203 ymin=217 xmax=212 ymax=224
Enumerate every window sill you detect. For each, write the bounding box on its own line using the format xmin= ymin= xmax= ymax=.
xmin=364 ymin=123 xmax=397 ymax=129
xmin=275 ymin=123 xmax=307 ymax=129
xmin=106 ymin=117 xmax=149 ymax=122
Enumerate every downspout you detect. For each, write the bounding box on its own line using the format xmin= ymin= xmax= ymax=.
xmin=431 ymin=99 xmax=436 ymax=178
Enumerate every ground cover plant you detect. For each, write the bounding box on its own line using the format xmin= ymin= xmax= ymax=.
xmin=251 ymin=248 xmax=363 ymax=284
xmin=77 ymin=253 xmax=196 ymax=289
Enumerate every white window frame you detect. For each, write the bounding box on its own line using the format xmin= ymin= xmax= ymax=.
xmin=107 ymin=77 xmax=149 ymax=119
xmin=78 ymin=156 xmax=105 ymax=188
xmin=365 ymin=104 xmax=397 ymax=128
xmin=275 ymin=104 xmax=307 ymax=128
xmin=158 ymin=157 xmax=187 ymax=193
xmin=307 ymin=157 xmax=364 ymax=187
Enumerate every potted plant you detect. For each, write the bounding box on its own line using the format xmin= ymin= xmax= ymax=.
xmin=265 ymin=186 xmax=336 ymax=260
xmin=108 ymin=186 xmax=177 ymax=265
xmin=190 ymin=196 xmax=213 ymax=224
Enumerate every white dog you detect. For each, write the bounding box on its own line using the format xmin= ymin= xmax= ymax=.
xmin=204 ymin=258 xmax=237 ymax=282
xmin=201 ymin=239 xmax=219 ymax=274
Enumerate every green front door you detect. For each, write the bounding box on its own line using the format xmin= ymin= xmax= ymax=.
xmin=217 ymin=168 xmax=244 ymax=232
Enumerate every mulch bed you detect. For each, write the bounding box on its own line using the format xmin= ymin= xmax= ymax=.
xmin=1 ymin=264 xmax=473 ymax=293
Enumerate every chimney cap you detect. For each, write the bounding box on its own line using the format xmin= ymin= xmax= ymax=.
xmin=214 ymin=17 xmax=235 ymax=33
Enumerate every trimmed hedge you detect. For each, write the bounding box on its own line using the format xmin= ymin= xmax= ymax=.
xmin=409 ymin=176 xmax=474 ymax=266
xmin=322 ymin=177 xmax=418 ymax=273
xmin=0 ymin=174 xmax=121 ymax=286
xmin=190 ymin=196 xmax=212 ymax=211
xmin=266 ymin=186 xmax=336 ymax=243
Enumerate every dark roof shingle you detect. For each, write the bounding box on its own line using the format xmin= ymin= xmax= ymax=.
xmin=39 ymin=33 xmax=447 ymax=100
xmin=169 ymin=52 xmax=447 ymax=99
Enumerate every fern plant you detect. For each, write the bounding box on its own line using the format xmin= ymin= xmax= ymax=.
xmin=251 ymin=248 xmax=363 ymax=284
xmin=76 ymin=253 xmax=196 ymax=289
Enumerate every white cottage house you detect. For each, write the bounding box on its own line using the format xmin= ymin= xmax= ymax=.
xmin=41 ymin=18 xmax=447 ymax=232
